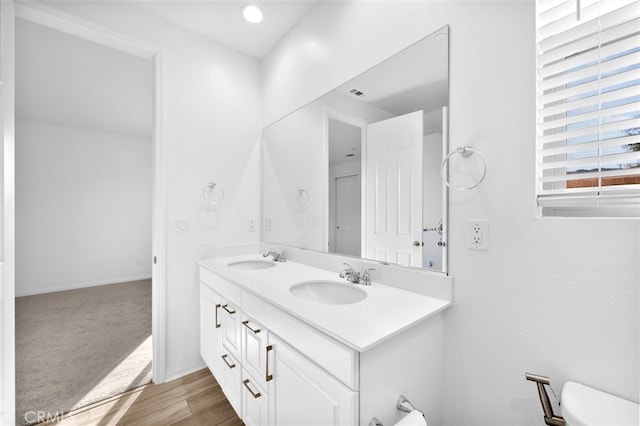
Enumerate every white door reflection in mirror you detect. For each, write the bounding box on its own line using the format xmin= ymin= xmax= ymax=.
xmin=365 ymin=110 xmax=423 ymax=267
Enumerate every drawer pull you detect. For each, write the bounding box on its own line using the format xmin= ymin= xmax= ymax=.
xmin=214 ymin=304 xmax=221 ymax=328
xmin=242 ymin=320 xmax=261 ymax=334
xmin=243 ymin=379 xmax=261 ymax=399
xmin=265 ymin=345 xmax=273 ymax=382
xmin=221 ymin=354 xmax=236 ymax=369
xmin=221 ymin=304 xmax=236 ymax=315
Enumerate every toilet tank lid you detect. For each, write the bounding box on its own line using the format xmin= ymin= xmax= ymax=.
xmin=561 ymin=381 xmax=639 ymax=426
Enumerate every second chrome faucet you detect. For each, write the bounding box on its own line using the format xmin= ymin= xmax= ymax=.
xmin=339 ymin=263 xmax=374 ymax=285
xmin=262 ymin=248 xmax=286 ymax=262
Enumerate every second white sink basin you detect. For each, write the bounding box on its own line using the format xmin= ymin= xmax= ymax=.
xmin=290 ymin=281 xmax=367 ymax=305
xmin=227 ymin=260 xmax=276 ymax=270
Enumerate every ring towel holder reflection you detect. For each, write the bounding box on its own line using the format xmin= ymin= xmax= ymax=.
xmin=296 ymin=189 xmax=311 ymax=209
xmin=201 ymin=182 xmax=224 ymax=210
xmin=440 ymin=145 xmax=487 ymax=190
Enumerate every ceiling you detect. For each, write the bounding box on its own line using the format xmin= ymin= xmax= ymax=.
xmin=130 ymin=0 xmax=320 ymax=58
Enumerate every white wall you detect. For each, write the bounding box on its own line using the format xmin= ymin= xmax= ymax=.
xmin=43 ymin=1 xmax=262 ymax=380
xmin=15 ymin=119 xmax=152 ymax=296
xmin=262 ymin=1 xmax=639 ymax=425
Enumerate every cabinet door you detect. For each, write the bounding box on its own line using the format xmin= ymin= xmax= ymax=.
xmin=221 ymin=300 xmax=241 ymax=359
xmin=270 ymin=336 xmax=358 ymax=426
xmin=241 ymin=315 xmax=270 ymax=388
xmin=219 ymin=350 xmax=242 ymax=417
xmin=200 ymin=283 xmax=223 ymax=378
xmin=242 ymin=371 xmax=270 ymax=426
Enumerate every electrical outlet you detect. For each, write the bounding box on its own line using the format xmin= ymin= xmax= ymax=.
xmin=248 ymin=217 xmax=256 ymax=232
xmin=265 ymin=217 xmax=273 ymax=232
xmin=136 ymin=258 xmax=141 ymax=266
xmin=467 ymin=219 xmax=489 ymax=250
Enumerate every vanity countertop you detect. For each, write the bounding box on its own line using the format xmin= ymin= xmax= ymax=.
xmin=198 ymin=255 xmax=451 ymax=352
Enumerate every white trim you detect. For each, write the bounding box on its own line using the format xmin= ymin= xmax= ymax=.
xmin=441 ymin=106 xmax=449 ymax=275
xmin=152 ymin=50 xmax=167 ymax=384
xmin=14 ymin=2 xmax=168 ymax=384
xmin=15 ymin=1 xmax=157 ymax=59
xmin=165 ymin=359 xmax=207 ymax=383
xmin=1 ymin=1 xmax=17 ymax=423
xmin=15 ymin=275 xmax=153 ymax=298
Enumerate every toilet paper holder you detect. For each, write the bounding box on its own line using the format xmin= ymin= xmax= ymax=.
xmin=369 ymin=395 xmax=422 ymax=426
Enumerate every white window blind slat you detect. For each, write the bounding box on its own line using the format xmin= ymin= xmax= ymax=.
xmin=541 ymin=67 xmax=639 ymax=105
xmin=539 ymin=167 xmax=640 ymax=184
xmin=538 ymin=101 xmax=639 ymax=132
xmin=539 ymin=117 xmax=639 ymax=145
xmin=539 ymin=150 xmax=640 ymax=171
xmin=536 ymin=0 xmax=640 ymax=217
xmin=539 ymin=50 xmax=639 ymax=92
xmin=538 ymin=32 xmax=639 ymax=79
xmin=537 ymin=84 xmax=639 ymax=119
xmin=539 ymin=134 xmax=640 ymax=157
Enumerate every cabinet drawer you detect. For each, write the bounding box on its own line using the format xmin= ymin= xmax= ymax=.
xmin=243 ymin=290 xmax=359 ymax=390
xmin=241 ymin=370 xmax=270 ymax=426
xmin=200 ymin=267 xmax=242 ymax=306
xmin=219 ymin=350 xmax=242 ymax=418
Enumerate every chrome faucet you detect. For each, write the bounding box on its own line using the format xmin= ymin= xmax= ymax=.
xmin=339 ymin=263 xmax=375 ymax=285
xmin=262 ymin=248 xmax=286 ymax=262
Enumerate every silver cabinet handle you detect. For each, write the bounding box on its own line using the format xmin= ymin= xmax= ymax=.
xmin=221 ymin=354 xmax=235 ymax=369
xmin=221 ymin=304 xmax=236 ymax=314
xmin=242 ymin=379 xmax=261 ymax=399
xmin=242 ymin=320 xmax=261 ymax=334
xmin=215 ymin=304 xmax=221 ymax=328
xmin=265 ymin=345 xmax=273 ymax=382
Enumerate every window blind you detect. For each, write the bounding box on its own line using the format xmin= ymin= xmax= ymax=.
xmin=536 ymin=0 xmax=640 ymax=216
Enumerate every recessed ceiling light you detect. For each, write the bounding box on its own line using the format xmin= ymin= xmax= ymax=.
xmin=241 ymin=4 xmax=263 ymax=24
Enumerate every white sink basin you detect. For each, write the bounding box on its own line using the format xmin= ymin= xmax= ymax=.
xmin=290 ymin=281 xmax=367 ymax=305
xmin=227 ymin=260 xmax=276 ymax=270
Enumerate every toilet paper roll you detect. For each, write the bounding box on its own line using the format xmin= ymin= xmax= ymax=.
xmin=394 ymin=410 xmax=427 ymax=426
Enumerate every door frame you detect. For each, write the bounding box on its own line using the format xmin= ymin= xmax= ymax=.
xmin=11 ymin=1 xmax=167 ymax=394
xmin=332 ymin=173 xmax=361 ymax=256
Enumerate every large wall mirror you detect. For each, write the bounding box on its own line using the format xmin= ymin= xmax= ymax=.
xmin=262 ymin=26 xmax=449 ymax=273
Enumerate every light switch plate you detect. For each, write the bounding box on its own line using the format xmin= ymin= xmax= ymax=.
xmin=173 ymin=218 xmax=190 ymax=234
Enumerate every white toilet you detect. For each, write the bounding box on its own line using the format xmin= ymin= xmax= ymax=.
xmin=561 ymin=381 xmax=640 ymax=426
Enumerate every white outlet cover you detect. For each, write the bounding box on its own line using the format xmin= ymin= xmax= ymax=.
xmin=467 ymin=218 xmax=489 ymax=250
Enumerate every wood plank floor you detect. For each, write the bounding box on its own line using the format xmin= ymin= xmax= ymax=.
xmin=39 ymin=369 xmax=243 ymax=426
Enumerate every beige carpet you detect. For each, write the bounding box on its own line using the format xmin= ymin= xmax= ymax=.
xmin=15 ymin=280 xmax=152 ymax=425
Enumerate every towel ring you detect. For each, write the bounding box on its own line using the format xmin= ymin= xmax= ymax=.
xmin=201 ymin=182 xmax=224 ymax=210
xmin=440 ymin=145 xmax=487 ymax=191
xmin=296 ymin=189 xmax=311 ymax=209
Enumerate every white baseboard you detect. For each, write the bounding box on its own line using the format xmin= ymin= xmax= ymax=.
xmin=164 ymin=358 xmax=207 ymax=383
xmin=16 ymin=275 xmax=153 ymax=297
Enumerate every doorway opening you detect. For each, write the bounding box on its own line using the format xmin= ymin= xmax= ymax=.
xmin=13 ymin=13 xmax=159 ymax=425
xmin=328 ymin=117 xmax=363 ymax=256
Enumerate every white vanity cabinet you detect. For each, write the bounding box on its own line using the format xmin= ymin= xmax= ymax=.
xmin=199 ymin=261 xmax=446 ymax=426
